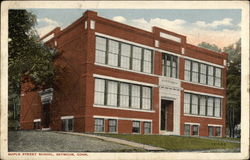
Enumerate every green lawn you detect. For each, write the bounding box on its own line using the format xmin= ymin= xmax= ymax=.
xmin=97 ymin=134 xmax=240 ymax=151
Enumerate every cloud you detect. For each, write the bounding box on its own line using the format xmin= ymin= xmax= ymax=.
xmin=194 ymin=18 xmax=233 ymax=29
xmin=113 ymin=16 xmax=127 ymax=23
xmin=112 ymin=16 xmax=240 ymax=48
xmin=36 ymin=18 xmax=60 ymax=37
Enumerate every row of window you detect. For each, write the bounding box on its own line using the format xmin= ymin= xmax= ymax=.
xmin=185 ymin=60 xmax=222 ymax=87
xmin=184 ymin=124 xmax=221 ymax=137
xmin=184 ymin=93 xmax=221 ymax=117
xmin=95 ymin=36 xmax=223 ymax=88
xmin=96 ymin=36 xmax=153 ymax=73
xmin=94 ymin=78 xmax=152 ymax=110
xmin=94 ymin=118 xmax=152 ymax=134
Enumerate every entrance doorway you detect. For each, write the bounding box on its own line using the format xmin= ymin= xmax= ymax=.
xmin=161 ymin=99 xmax=174 ymax=131
xmin=42 ymin=104 xmax=50 ymax=128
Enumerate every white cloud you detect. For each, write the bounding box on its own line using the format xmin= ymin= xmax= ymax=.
xmin=36 ymin=18 xmax=60 ymax=37
xmin=113 ymin=16 xmax=127 ymax=23
xmin=194 ymin=18 xmax=233 ymax=29
xmin=112 ymin=16 xmax=240 ymax=48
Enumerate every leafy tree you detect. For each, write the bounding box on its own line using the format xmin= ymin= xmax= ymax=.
xmin=198 ymin=42 xmax=222 ymax=52
xmin=224 ymin=39 xmax=241 ymax=137
xmin=9 ymin=9 xmax=57 ymax=95
xmin=8 ymin=10 xmax=58 ymax=129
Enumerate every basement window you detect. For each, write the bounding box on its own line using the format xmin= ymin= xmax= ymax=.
xmin=62 ymin=118 xmax=74 ymax=132
xmin=94 ymin=118 xmax=104 ymax=132
xmin=33 ymin=122 xmax=41 ymax=129
xmin=132 ymin=121 xmax=140 ymax=133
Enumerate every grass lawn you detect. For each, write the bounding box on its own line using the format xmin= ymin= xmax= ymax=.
xmin=97 ymin=134 xmax=240 ymax=151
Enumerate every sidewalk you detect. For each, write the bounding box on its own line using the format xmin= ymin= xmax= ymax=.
xmin=55 ymin=131 xmax=166 ymax=151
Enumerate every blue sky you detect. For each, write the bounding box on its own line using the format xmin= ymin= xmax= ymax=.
xmin=28 ymin=9 xmax=241 ymax=48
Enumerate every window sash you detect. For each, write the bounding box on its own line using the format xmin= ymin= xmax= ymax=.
xmin=131 ymin=85 xmax=141 ymax=109
xmin=107 ymin=81 xmax=118 ymax=106
xmin=95 ymin=118 xmax=104 ymax=132
xmin=119 ymin=83 xmax=130 ymax=108
xmin=144 ymin=122 xmax=151 ymax=134
xmin=132 ymin=121 xmax=140 ymax=133
xmin=184 ymin=124 xmax=190 ymax=136
xmin=192 ymin=125 xmax=199 ymax=136
xmin=184 ymin=93 xmax=190 ymax=114
xmin=94 ymin=79 xmax=105 ymax=105
xmin=109 ymin=119 xmax=117 ymax=132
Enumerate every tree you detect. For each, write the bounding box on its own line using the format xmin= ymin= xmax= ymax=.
xmin=9 ymin=10 xmax=58 ymax=94
xmin=198 ymin=42 xmax=222 ymax=52
xmin=8 ymin=10 xmax=58 ymax=129
xmin=224 ymin=39 xmax=241 ymax=137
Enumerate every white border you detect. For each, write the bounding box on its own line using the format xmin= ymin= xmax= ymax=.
xmin=1 ymin=1 xmax=249 ymax=160
xmin=183 ymin=114 xmax=222 ymax=120
xmin=93 ymin=73 xmax=157 ymax=87
xmin=184 ymin=122 xmax=200 ymax=126
xmin=208 ymin=124 xmax=223 ymax=127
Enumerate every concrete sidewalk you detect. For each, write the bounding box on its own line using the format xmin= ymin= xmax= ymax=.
xmin=55 ymin=131 xmax=166 ymax=151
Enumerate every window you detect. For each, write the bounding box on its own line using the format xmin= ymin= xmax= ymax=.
xmin=184 ymin=124 xmax=190 ymax=136
xmin=120 ymin=43 xmax=131 ymax=69
xmin=95 ymin=37 xmax=106 ymax=64
xmin=109 ymin=119 xmax=117 ymax=132
xmin=95 ymin=36 xmax=153 ymax=74
xmin=33 ymin=122 xmax=41 ymax=129
xmin=94 ymin=79 xmax=105 ymax=105
xmin=215 ymin=68 xmax=221 ymax=87
xmin=142 ymin=87 xmax=151 ymax=110
xmin=192 ymin=62 xmax=199 ymax=83
xmin=192 ymin=125 xmax=199 ymax=136
xmin=215 ymin=127 xmax=221 ymax=136
xmin=184 ymin=92 xmax=221 ymax=118
xmin=132 ymin=121 xmax=140 ymax=133
xmin=108 ymin=40 xmax=119 ymax=66
xmin=184 ymin=60 xmax=222 ymax=87
xmin=94 ymin=78 xmax=152 ymax=111
xmin=162 ymin=53 xmax=178 ymax=78
xmin=207 ymin=97 xmax=214 ymax=116
xmin=144 ymin=122 xmax=151 ymax=134
xmin=143 ymin=49 xmax=152 ymax=73
xmin=132 ymin=46 xmax=142 ymax=71
xmin=131 ymin=85 xmax=141 ymax=109
xmin=184 ymin=93 xmax=190 ymax=114
xmin=185 ymin=60 xmax=191 ymax=81
xmin=94 ymin=118 xmax=104 ymax=132
xmin=62 ymin=118 xmax=74 ymax=132
xmin=208 ymin=126 xmax=213 ymax=137
xmin=200 ymin=64 xmax=207 ymax=84
xmin=191 ymin=95 xmax=198 ymax=114
xmin=214 ymin=98 xmax=221 ymax=117
xmin=199 ymin=96 xmax=206 ymax=116
xmin=119 ymin=83 xmax=129 ymax=108
xmin=107 ymin=81 xmax=118 ymax=106
xmin=208 ymin=66 xmax=214 ymax=86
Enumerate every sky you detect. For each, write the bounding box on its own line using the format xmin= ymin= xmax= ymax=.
xmin=28 ymin=9 xmax=241 ymax=49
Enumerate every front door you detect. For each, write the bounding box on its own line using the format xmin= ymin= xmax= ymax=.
xmin=161 ymin=100 xmax=174 ymax=131
xmin=42 ymin=104 xmax=50 ymax=128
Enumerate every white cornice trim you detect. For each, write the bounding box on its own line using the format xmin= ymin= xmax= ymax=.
xmin=208 ymin=124 xmax=223 ymax=127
